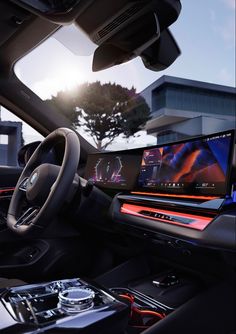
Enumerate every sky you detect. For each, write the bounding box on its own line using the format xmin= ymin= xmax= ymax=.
xmin=1 ymin=0 xmax=235 ymax=148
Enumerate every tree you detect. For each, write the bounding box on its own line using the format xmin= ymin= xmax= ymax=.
xmin=46 ymin=81 xmax=150 ymax=150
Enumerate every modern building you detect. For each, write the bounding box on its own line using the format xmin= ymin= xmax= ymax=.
xmin=141 ymin=75 xmax=236 ymax=144
xmin=0 ymin=111 xmax=23 ymax=166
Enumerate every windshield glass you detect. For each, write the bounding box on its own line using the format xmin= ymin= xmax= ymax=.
xmin=15 ymin=0 xmax=235 ymax=151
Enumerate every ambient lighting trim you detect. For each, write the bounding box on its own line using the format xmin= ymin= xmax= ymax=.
xmin=131 ymin=192 xmax=219 ymax=201
xmin=0 ymin=188 xmax=15 ymax=196
xmin=120 ymin=203 xmax=213 ymax=231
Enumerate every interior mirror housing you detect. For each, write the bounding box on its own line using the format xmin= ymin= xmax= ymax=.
xmin=141 ymin=28 xmax=181 ymax=71
xmin=92 ymin=12 xmax=160 ymax=71
xmin=89 ymin=0 xmax=181 ymax=72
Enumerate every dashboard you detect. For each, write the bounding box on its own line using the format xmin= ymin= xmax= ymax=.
xmin=84 ymin=130 xmax=236 ymax=251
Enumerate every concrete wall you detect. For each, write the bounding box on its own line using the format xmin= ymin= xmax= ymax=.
xmin=0 ymin=121 xmax=23 ymax=166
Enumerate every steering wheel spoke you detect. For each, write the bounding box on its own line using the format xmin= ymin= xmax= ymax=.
xmin=15 ymin=207 xmax=40 ymax=227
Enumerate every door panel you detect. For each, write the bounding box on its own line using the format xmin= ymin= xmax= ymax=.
xmin=0 ymin=166 xmax=22 ymax=230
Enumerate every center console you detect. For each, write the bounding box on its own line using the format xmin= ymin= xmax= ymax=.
xmin=0 ymin=278 xmax=129 ymax=334
xmin=0 ymin=272 xmax=201 ymax=334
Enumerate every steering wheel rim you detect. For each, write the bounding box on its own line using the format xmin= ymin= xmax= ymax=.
xmin=7 ymin=128 xmax=80 ymax=235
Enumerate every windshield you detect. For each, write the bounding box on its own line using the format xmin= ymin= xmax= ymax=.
xmin=15 ymin=0 xmax=236 ymax=151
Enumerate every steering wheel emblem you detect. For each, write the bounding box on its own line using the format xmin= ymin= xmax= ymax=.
xmin=30 ymin=172 xmax=38 ymax=185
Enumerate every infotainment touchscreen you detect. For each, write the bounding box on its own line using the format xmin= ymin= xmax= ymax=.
xmin=138 ymin=130 xmax=235 ymax=196
xmin=85 ymin=153 xmax=141 ymax=190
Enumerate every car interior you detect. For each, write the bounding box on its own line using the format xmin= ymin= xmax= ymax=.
xmin=0 ymin=1 xmax=235 ymax=333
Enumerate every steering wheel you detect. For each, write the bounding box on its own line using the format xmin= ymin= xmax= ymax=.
xmin=7 ymin=128 xmax=80 ymax=235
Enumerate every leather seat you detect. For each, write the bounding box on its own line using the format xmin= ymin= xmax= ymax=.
xmin=0 ymin=277 xmax=26 ymax=289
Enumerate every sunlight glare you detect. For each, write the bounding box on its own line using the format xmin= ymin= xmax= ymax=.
xmin=33 ymin=65 xmax=86 ymax=100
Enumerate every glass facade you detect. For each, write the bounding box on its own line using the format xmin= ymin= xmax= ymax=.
xmin=152 ymin=84 xmax=236 ymax=116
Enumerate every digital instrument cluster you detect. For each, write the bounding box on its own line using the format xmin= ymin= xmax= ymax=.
xmin=84 ymin=153 xmax=141 ymax=190
xmin=85 ymin=130 xmax=235 ymax=197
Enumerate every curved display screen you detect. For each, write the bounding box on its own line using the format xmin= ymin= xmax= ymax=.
xmin=85 ymin=130 xmax=234 ymax=196
xmin=138 ymin=130 xmax=234 ymax=196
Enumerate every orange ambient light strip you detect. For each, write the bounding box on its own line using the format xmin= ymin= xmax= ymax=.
xmin=131 ymin=191 xmax=219 ymax=201
xmin=120 ymin=203 xmax=213 ymax=231
xmin=0 ymin=188 xmax=15 ymax=195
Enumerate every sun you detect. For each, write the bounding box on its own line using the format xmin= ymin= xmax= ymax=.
xmin=33 ymin=64 xmax=88 ymax=100
xmin=56 ymin=66 xmax=86 ymax=90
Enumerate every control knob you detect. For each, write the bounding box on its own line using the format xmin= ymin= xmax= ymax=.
xmin=58 ymin=287 xmax=95 ymax=314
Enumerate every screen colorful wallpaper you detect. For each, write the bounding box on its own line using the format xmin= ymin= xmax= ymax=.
xmin=138 ymin=132 xmax=233 ymax=195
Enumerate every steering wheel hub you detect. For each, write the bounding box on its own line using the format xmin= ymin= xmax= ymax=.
xmin=26 ymin=164 xmax=60 ymax=205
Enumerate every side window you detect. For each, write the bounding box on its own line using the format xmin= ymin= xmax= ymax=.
xmin=0 ymin=105 xmax=44 ymax=167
